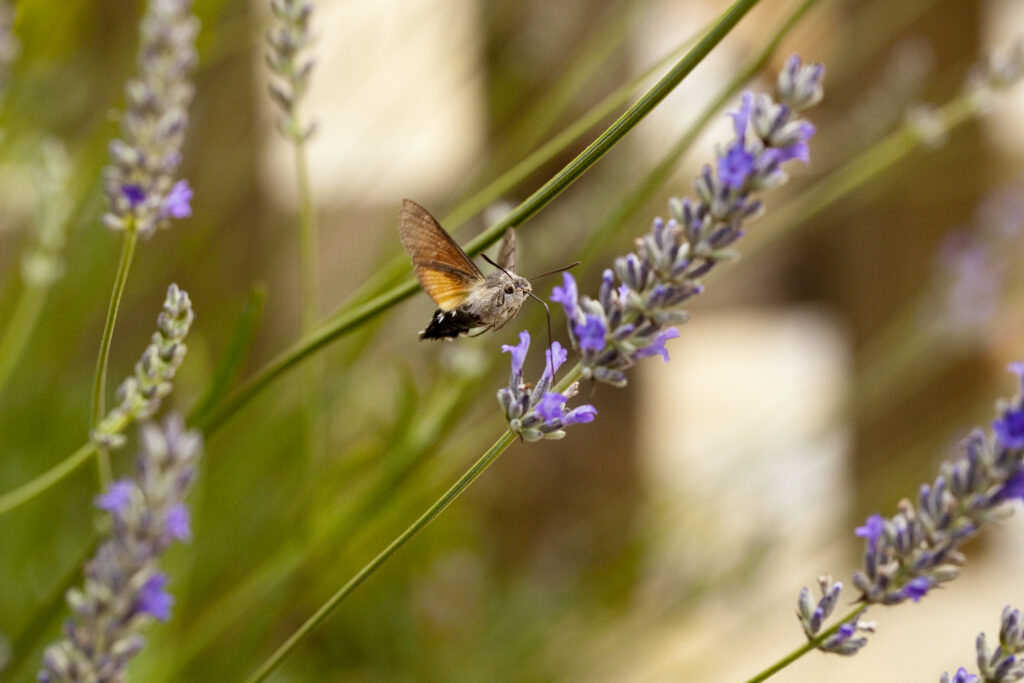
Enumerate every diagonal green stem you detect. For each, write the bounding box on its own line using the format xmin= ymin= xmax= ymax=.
xmin=743 ymin=606 xmax=865 ymax=682
xmin=328 ymin=21 xmax=704 ymax=316
xmin=90 ymin=226 xmax=138 ymax=489
xmin=244 ymin=428 xmax=519 ymax=682
xmin=0 ymin=443 xmax=97 ymax=515
xmin=195 ymin=0 xmax=763 ymax=435
xmin=244 ymin=363 xmax=584 ymax=681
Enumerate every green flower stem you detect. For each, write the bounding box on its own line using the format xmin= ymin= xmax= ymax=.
xmin=329 ymin=21 xmax=704 ymax=317
xmin=577 ymin=0 xmax=822 ymax=268
xmin=246 ymin=363 xmax=584 ymax=681
xmin=0 ymin=282 xmax=47 ymax=396
xmin=196 ymin=0 xmax=763 ymax=436
xmin=743 ymin=606 xmax=865 ymax=683
xmin=90 ymin=225 xmax=139 ymax=488
xmin=244 ymin=429 xmax=518 ymax=682
xmin=158 ymin=366 xmax=485 ymax=681
xmin=0 ymin=442 xmax=97 ymax=515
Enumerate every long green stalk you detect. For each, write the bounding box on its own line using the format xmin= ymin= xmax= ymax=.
xmin=743 ymin=606 xmax=864 ymax=682
xmin=0 ymin=443 xmax=97 ymax=515
xmin=89 ymin=226 xmax=139 ymax=488
xmin=244 ymin=428 xmax=518 ymax=682
xmin=195 ymin=0 xmax=764 ymax=435
xmin=326 ymin=19 xmax=705 ymax=317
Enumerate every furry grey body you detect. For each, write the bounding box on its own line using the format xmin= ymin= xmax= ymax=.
xmin=421 ymin=272 xmax=531 ymax=339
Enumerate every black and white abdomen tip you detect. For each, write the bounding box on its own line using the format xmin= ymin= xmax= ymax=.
xmin=420 ymin=308 xmax=485 ymax=340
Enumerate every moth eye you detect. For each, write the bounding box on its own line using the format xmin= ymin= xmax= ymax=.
xmin=504 ymin=285 xmax=514 ymax=295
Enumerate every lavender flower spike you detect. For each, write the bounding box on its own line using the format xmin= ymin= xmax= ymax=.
xmin=267 ymin=0 xmax=316 ymax=141
xmin=92 ymin=284 xmax=195 ymax=448
xmin=102 ymin=0 xmax=199 ymax=238
xmin=497 ymin=331 xmax=596 ymax=441
xmin=39 ymin=414 xmax=202 ymax=683
xmin=797 ymin=363 xmax=1024 ymax=657
xmin=0 ymin=0 xmax=19 ymax=105
xmin=554 ymin=55 xmax=824 ymax=387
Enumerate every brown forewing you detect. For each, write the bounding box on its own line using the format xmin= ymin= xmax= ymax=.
xmin=398 ymin=199 xmax=484 ymax=311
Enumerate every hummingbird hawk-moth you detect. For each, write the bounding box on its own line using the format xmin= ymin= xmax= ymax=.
xmin=398 ymin=199 xmax=534 ymax=340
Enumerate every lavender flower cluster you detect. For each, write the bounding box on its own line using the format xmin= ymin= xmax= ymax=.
xmin=20 ymin=140 xmax=73 ymax=288
xmin=497 ymin=331 xmax=596 ymax=441
xmin=92 ymin=284 xmax=194 ymax=449
xmin=549 ymin=55 xmax=824 ymax=387
xmin=797 ymin=575 xmax=874 ymax=655
xmin=798 ymin=363 xmax=1024 ymax=655
xmin=267 ymin=0 xmax=316 ymax=141
xmin=40 ymin=415 xmax=202 ymax=682
xmin=102 ymin=0 xmax=198 ymax=238
xmin=941 ymin=605 xmax=1024 ymax=682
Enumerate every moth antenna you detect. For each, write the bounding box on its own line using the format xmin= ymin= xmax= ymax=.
xmin=481 ymin=253 xmax=515 ymax=281
xmin=529 ymin=261 xmax=580 ymax=281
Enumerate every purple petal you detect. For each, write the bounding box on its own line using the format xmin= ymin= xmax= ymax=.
xmin=164 ymin=503 xmax=192 ymax=542
xmin=95 ymin=480 xmax=135 ymax=513
xmin=551 ymin=272 xmax=580 ymax=319
xmin=899 ymin=576 xmax=933 ymax=602
xmin=541 ymin=342 xmax=568 ymax=384
xmin=636 ymin=327 xmax=680 ymax=363
xmin=501 ymin=330 xmax=531 ymax=379
xmin=563 ymin=404 xmax=597 ymax=425
xmin=534 ymin=392 xmax=567 ymax=422
xmin=996 ymin=467 xmax=1024 ymax=502
xmin=717 ymin=142 xmax=756 ymax=189
xmin=993 ymin=407 xmax=1024 ymax=450
xmin=574 ymin=315 xmax=607 ymax=352
xmin=775 ymin=139 xmax=810 ymax=165
xmin=136 ymin=573 xmax=174 ymax=621
xmin=161 ymin=179 xmax=193 ymax=219
xmin=729 ymin=92 xmax=753 ymax=139
xmin=122 ymin=184 xmax=146 ymax=207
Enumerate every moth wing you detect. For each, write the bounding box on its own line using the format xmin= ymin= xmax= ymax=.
xmin=398 ymin=199 xmax=484 ymax=311
xmin=497 ymin=228 xmax=516 ymax=272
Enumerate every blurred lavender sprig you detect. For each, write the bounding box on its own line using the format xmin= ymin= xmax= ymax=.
xmin=967 ymin=38 xmax=1024 ymax=101
xmin=267 ymin=0 xmax=315 ymax=141
xmin=909 ymin=39 xmax=1024 ymax=148
xmin=39 ymin=414 xmax=201 ymax=682
xmin=929 ymin=186 xmax=1024 ymax=336
xmin=797 ymin=363 xmax=1024 ymax=655
xmin=92 ymin=284 xmax=194 ymax=449
xmin=0 ymin=0 xmax=18 ymax=106
xmin=497 ymin=331 xmax=596 ymax=442
xmin=548 ymin=55 xmax=824 ymax=388
xmin=102 ymin=0 xmax=198 ymax=238
xmin=21 ymin=140 xmax=73 ymax=287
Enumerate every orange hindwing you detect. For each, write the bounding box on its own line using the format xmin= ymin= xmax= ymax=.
xmin=398 ymin=199 xmax=483 ymax=311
